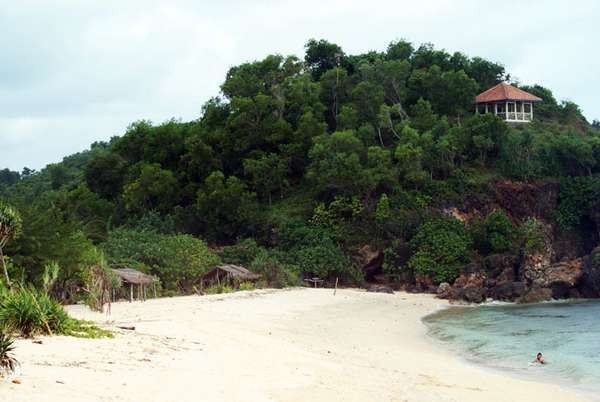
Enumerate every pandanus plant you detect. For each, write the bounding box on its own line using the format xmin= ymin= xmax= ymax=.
xmin=0 ymin=333 xmax=18 ymax=377
xmin=0 ymin=201 xmax=22 ymax=288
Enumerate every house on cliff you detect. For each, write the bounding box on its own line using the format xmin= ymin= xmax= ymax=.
xmin=475 ymin=82 xmax=542 ymax=123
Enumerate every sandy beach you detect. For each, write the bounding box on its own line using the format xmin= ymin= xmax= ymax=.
xmin=1 ymin=288 xmax=587 ymax=402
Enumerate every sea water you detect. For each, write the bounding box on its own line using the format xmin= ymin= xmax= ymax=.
xmin=424 ymin=300 xmax=600 ymax=396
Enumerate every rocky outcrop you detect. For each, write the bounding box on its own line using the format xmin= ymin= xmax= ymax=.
xmin=459 ymin=285 xmax=485 ymax=303
xmin=355 ymin=245 xmax=384 ymax=281
xmin=488 ymin=281 xmax=527 ymax=300
xmin=522 ymin=259 xmax=583 ymax=299
xmin=454 ymin=263 xmax=485 ymax=289
xmin=456 ymin=180 xmax=560 ymax=224
xmin=436 ymin=282 xmax=456 ymax=299
xmin=433 ymin=253 xmax=587 ymax=304
xmin=518 ymin=286 xmax=553 ymax=303
xmin=579 ymin=249 xmax=600 ymax=297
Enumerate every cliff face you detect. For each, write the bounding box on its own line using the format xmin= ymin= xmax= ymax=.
xmin=436 ymin=180 xmax=600 ymax=303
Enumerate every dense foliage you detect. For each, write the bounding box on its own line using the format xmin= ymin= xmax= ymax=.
xmin=1 ymin=38 xmax=598 ymax=296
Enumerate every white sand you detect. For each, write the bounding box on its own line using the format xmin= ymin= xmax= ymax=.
xmin=1 ymin=288 xmax=587 ymax=401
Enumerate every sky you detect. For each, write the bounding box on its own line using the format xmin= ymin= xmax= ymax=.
xmin=1 ymin=0 xmax=599 ymax=171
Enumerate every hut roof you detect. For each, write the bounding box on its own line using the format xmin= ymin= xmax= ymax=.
xmin=111 ymin=268 xmax=157 ymax=285
xmin=475 ymin=82 xmax=542 ymax=103
xmin=202 ymin=265 xmax=260 ymax=281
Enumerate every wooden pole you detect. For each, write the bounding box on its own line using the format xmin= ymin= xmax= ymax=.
xmin=129 ymin=283 xmax=133 ymax=302
xmin=333 ymin=277 xmax=339 ymax=296
xmin=153 ymin=282 xmax=157 ymax=298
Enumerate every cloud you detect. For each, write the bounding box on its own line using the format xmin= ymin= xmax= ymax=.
xmin=1 ymin=0 xmax=599 ymax=170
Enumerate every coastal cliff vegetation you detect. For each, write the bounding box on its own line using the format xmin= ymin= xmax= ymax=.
xmin=1 ymin=38 xmax=600 ymax=305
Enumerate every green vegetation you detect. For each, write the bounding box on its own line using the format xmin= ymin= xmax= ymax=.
xmin=0 ymin=333 xmax=18 ymax=377
xmin=408 ymin=217 xmax=471 ymax=284
xmin=0 ymin=38 xmax=599 ymax=299
xmin=0 ymin=286 xmax=110 ymax=338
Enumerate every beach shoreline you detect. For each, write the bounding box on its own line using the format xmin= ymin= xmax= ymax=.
xmin=1 ymin=288 xmax=588 ymax=401
xmin=423 ymin=300 xmax=599 ymax=402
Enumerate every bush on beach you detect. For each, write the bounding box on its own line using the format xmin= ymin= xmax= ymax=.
xmin=0 ymin=285 xmax=110 ymax=338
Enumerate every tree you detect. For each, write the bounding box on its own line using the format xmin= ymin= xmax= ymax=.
xmin=0 ymin=169 xmax=20 ymax=187
xmin=386 ymin=39 xmax=414 ymax=61
xmin=319 ymin=67 xmax=350 ymax=129
xmin=466 ymin=57 xmax=505 ymax=91
xmin=0 ymin=202 xmax=22 ymax=287
xmin=47 ymin=164 xmax=70 ymax=190
xmin=461 ymin=113 xmax=508 ymax=165
xmin=351 ymin=81 xmax=385 ymax=126
xmin=243 ymin=153 xmax=289 ymax=204
xmin=123 ymin=163 xmax=180 ymax=213
xmin=196 ymin=171 xmax=258 ymax=241
xmin=85 ymin=153 xmax=127 ymax=199
xmin=541 ymin=133 xmax=595 ymax=176
xmin=409 ymin=98 xmax=438 ymax=133
xmin=304 ymin=39 xmax=344 ymax=80
xmin=102 ymin=228 xmax=220 ymax=291
xmin=306 ymin=130 xmax=367 ymax=196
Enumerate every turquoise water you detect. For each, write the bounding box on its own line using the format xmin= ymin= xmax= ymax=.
xmin=424 ymin=301 xmax=600 ymax=397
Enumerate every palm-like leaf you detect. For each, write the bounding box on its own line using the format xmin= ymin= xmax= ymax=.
xmin=0 ymin=202 xmax=22 ymax=245
xmin=0 ymin=333 xmax=19 ymax=376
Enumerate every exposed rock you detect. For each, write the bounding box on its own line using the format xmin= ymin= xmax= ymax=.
xmin=436 ymin=282 xmax=456 ymax=299
xmin=366 ymin=284 xmax=394 ymax=294
xmin=483 ymin=254 xmax=515 ymax=278
xmin=487 ymin=181 xmax=559 ymax=222
xmin=488 ymin=281 xmax=526 ymax=300
xmin=579 ymin=249 xmax=600 ymax=297
xmin=551 ymin=281 xmax=571 ymax=299
xmin=454 ymin=263 xmax=486 ymax=288
xmin=518 ymin=286 xmax=553 ymax=303
xmin=460 ymin=285 xmax=485 ymax=303
xmin=355 ymin=245 xmax=384 ymax=281
xmin=520 ymin=221 xmax=555 ymax=282
xmin=524 ymin=259 xmax=583 ymax=288
xmin=415 ymin=273 xmax=434 ymax=289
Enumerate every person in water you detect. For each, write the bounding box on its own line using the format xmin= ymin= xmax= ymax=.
xmin=533 ymin=352 xmax=546 ymax=364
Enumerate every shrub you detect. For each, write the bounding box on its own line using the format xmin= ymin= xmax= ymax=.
xmin=238 ymin=282 xmax=256 ymax=291
xmin=102 ymin=228 xmax=220 ymax=291
xmin=204 ymin=284 xmax=234 ymax=295
xmin=0 ymin=333 xmax=18 ymax=377
xmin=0 ymin=287 xmax=110 ymax=338
xmin=0 ymin=287 xmax=70 ymax=337
xmin=220 ymin=239 xmax=264 ymax=266
xmin=250 ymin=250 xmax=300 ymax=288
xmin=471 ymin=209 xmax=516 ymax=255
xmin=382 ymin=240 xmax=412 ymax=281
xmin=294 ymin=242 xmax=349 ymax=280
xmin=408 ymin=217 xmax=471 ymax=284
xmin=519 ymin=217 xmax=549 ymax=256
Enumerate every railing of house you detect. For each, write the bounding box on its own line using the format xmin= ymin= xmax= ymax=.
xmin=495 ymin=111 xmax=532 ymax=121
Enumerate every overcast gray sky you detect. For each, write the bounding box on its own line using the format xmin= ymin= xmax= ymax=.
xmin=1 ymin=0 xmax=598 ymax=171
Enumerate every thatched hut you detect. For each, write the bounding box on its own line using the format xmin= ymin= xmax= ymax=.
xmin=200 ymin=265 xmax=260 ymax=288
xmin=111 ymin=268 xmax=158 ymax=302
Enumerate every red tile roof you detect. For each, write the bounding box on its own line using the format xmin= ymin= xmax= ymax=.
xmin=475 ymin=82 xmax=543 ymax=103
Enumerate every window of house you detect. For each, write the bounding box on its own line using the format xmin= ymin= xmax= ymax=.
xmin=507 ymin=102 xmax=516 ymax=113
xmin=524 ymin=103 xmax=532 ymax=113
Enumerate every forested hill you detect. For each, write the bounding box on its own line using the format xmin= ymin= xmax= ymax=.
xmin=2 ymin=39 xmax=600 ymax=299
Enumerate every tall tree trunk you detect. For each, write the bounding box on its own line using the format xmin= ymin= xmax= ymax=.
xmin=377 ymin=127 xmax=385 ymax=146
xmin=0 ymin=247 xmax=11 ymax=289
